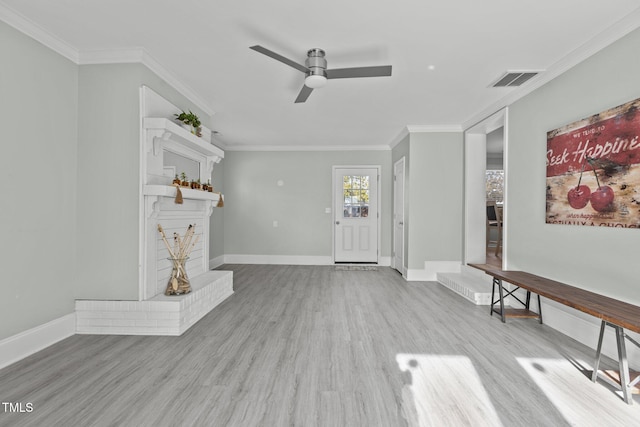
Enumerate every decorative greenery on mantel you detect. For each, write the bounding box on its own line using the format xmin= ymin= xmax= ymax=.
xmin=174 ymin=110 xmax=203 ymax=137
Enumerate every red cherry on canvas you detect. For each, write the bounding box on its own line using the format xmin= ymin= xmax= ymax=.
xmin=590 ymin=185 xmax=614 ymax=212
xmin=567 ymin=185 xmax=591 ymax=209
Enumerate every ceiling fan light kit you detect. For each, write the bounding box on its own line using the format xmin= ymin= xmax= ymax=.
xmin=250 ymin=45 xmax=392 ymax=103
xmin=304 ymin=75 xmax=327 ymax=89
xmin=304 ymin=48 xmax=328 ymax=88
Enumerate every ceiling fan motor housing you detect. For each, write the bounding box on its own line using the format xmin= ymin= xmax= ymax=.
xmin=305 ymin=48 xmax=327 ymax=78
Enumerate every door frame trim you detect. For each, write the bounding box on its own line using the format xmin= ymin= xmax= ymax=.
xmin=332 ymin=165 xmax=382 ymax=264
xmin=393 ymin=157 xmax=406 ymax=275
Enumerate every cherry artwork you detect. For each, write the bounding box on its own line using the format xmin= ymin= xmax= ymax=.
xmin=567 ymin=158 xmax=615 ymax=212
xmin=567 ymin=185 xmax=591 ymax=209
xmin=590 ymin=185 xmax=614 ymax=212
xmin=567 ymin=162 xmax=591 ymax=209
xmin=587 ymin=157 xmax=615 ymax=212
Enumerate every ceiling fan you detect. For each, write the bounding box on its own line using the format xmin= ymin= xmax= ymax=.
xmin=250 ymin=45 xmax=392 ymax=103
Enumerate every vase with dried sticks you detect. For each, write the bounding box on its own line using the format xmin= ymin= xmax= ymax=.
xmin=157 ymin=224 xmax=200 ymax=295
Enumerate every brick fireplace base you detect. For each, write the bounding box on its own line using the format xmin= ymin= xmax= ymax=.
xmin=75 ymin=270 xmax=233 ymax=335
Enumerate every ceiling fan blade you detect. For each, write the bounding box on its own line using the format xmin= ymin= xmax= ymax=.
xmin=250 ymin=45 xmax=309 ymax=73
xmin=326 ymin=65 xmax=392 ymax=79
xmin=294 ymin=85 xmax=313 ymax=103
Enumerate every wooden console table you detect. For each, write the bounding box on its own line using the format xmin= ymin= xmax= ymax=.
xmin=470 ymin=263 xmax=640 ymax=404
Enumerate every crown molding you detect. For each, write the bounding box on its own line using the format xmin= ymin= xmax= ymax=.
xmin=78 ymin=46 xmax=146 ymax=64
xmin=462 ymin=5 xmax=640 ymax=131
xmin=225 ymin=144 xmax=391 ymax=152
xmin=388 ymin=125 xmax=463 ymax=149
xmin=406 ymin=125 xmax=464 ymax=133
xmin=0 ymin=3 xmax=78 ymax=62
xmin=79 ymin=47 xmax=215 ymax=116
xmin=388 ymin=127 xmax=409 ymax=150
xmin=0 ymin=6 xmax=215 ymax=117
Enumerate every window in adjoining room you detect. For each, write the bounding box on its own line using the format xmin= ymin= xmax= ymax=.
xmin=486 ymin=170 xmax=504 ymax=202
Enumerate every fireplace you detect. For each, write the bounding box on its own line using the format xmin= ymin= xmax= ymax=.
xmin=75 ymin=87 xmax=233 ymax=335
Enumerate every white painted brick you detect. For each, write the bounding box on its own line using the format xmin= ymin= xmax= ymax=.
xmin=77 ymin=318 xmax=110 ymax=327
xmin=147 ymin=311 xmax=180 ymax=320
xmin=155 ymin=319 xmax=179 ymax=328
xmin=111 ymin=319 xmax=137 ymax=327
xmin=134 ymin=319 xmax=159 ymax=327
xmin=74 ymin=270 xmax=233 ymax=336
xmin=120 ymin=311 xmax=148 ymax=320
xmin=98 ymin=311 xmax=127 ymax=319
xmin=151 ymin=301 xmax=179 ymax=312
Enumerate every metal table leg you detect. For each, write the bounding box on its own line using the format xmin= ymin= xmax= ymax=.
xmin=490 ymin=277 xmax=506 ymax=323
xmin=537 ymin=294 xmax=543 ymax=324
xmin=615 ymin=325 xmax=632 ymax=404
xmin=499 ymin=279 xmax=505 ymax=323
xmin=591 ymin=320 xmax=605 ymax=382
xmin=592 ymin=321 xmax=637 ymax=404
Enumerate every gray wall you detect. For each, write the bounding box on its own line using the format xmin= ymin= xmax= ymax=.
xmin=210 ymin=159 xmax=225 ymax=261
xmin=391 ymin=131 xmax=464 ymax=272
xmin=392 ymin=134 xmax=410 ymax=270
xmin=222 ymin=150 xmax=392 ymax=259
xmin=507 ymin=27 xmax=640 ymax=304
xmin=408 ymin=132 xmax=464 ymax=269
xmin=0 ymin=21 xmax=78 ymax=339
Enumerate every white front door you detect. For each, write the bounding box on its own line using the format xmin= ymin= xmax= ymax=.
xmin=334 ymin=167 xmax=379 ymax=263
xmin=393 ymin=158 xmax=405 ymax=274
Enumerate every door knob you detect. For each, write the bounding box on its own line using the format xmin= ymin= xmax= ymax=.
xmin=399 ymin=221 xmax=404 ymax=225
xmin=335 ymin=221 xmax=340 ymax=225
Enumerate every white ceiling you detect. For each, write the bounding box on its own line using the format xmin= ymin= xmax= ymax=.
xmin=2 ymin=0 xmax=640 ymax=149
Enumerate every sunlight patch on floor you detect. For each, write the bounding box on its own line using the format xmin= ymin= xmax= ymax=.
xmin=517 ymin=357 xmax=640 ymax=426
xmin=396 ymin=354 xmax=503 ymax=427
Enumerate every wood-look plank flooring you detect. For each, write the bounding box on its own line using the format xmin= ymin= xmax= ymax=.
xmin=1 ymin=264 xmax=639 ymax=426
xmin=486 ymin=245 xmax=502 ymax=269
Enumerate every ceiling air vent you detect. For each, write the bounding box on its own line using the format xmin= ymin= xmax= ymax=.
xmin=491 ymin=71 xmax=540 ymax=87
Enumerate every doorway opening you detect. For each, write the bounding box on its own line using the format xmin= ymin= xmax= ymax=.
xmin=464 ymin=109 xmax=507 ymax=269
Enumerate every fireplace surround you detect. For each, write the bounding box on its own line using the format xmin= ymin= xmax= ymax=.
xmin=75 ymin=87 xmax=233 ymax=335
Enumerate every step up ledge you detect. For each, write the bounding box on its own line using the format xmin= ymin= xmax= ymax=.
xmin=76 ymin=270 xmax=234 ymax=335
xmin=437 ymin=273 xmax=492 ymax=306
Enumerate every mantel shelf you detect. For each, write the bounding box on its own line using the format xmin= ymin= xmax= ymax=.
xmin=143 ymin=117 xmax=224 ymax=158
xmin=144 ymin=185 xmax=222 ymax=202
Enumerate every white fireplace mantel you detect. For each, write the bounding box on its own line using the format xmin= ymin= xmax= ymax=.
xmin=143 ymin=117 xmax=223 ymax=157
xmin=143 ymin=117 xmax=224 ymax=183
xmin=143 ymin=185 xmax=221 ymax=219
xmin=143 ymin=184 xmax=222 ymax=200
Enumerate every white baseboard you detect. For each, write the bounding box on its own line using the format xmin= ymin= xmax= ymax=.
xmin=406 ymin=261 xmax=461 ymax=281
xmin=0 ymin=313 xmax=76 ymax=370
xmin=224 ymin=254 xmax=334 ymax=265
xmin=209 ymin=255 xmax=225 ymax=269
xmin=378 ymin=256 xmax=392 ymax=267
xmin=223 ymin=254 xmax=391 ymax=267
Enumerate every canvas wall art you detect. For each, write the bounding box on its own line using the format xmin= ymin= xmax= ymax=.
xmin=546 ymin=97 xmax=640 ymax=228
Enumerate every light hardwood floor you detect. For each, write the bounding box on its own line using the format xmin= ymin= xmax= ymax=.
xmin=486 ymin=245 xmax=502 ymax=269
xmin=1 ymin=264 xmax=638 ymax=426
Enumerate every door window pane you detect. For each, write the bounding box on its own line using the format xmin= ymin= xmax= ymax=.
xmin=343 ymin=175 xmax=370 ymax=218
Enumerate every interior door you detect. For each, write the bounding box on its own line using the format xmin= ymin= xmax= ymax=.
xmin=393 ymin=158 xmax=405 ymax=274
xmin=334 ymin=167 xmax=378 ymax=263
